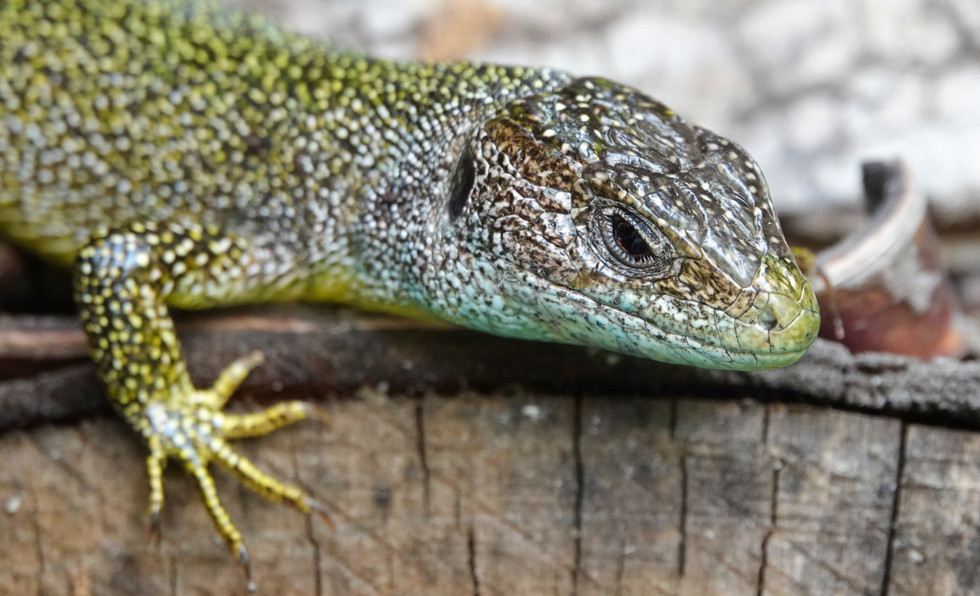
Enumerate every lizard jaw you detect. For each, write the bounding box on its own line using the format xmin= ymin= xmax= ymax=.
xmin=453 ymin=253 xmax=819 ymax=371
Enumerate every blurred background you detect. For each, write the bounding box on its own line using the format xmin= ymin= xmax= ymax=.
xmin=230 ymin=0 xmax=980 ymax=221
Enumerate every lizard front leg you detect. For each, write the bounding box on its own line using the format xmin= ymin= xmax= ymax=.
xmin=72 ymin=220 xmax=328 ymax=588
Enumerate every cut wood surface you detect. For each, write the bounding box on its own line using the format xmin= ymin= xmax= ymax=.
xmin=1 ymin=307 xmax=980 ymax=595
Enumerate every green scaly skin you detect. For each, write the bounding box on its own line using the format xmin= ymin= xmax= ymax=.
xmin=0 ymin=0 xmax=820 ymax=586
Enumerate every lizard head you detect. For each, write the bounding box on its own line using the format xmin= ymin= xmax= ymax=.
xmin=430 ymin=77 xmax=819 ymax=370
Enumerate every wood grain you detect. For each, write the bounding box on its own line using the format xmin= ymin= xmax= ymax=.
xmin=2 ymin=308 xmax=980 ymax=595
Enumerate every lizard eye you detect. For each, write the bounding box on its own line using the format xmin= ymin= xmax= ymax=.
xmin=611 ymin=214 xmax=654 ymax=261
xmin=447 ymin=146 xmax=475 ymax=221
xmin=590 ymin=203 xmax=675 ymax=277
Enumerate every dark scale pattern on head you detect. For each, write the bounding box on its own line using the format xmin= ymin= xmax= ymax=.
xmin=503 ymin=78 xmax=791 ymax=288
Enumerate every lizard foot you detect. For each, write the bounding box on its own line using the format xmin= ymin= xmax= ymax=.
xmin=140 ymin=351 xmax=330 ymax=589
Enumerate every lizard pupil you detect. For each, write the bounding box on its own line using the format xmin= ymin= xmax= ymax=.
xmin=612 ymin=215 xmax=653 ymax=260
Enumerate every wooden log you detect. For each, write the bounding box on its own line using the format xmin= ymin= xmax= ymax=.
xmin=2 ymin=307 xmax=980 ymax=594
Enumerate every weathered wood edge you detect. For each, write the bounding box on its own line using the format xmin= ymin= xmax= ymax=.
xmin=2 ymin=307 xmax=979 ymax=433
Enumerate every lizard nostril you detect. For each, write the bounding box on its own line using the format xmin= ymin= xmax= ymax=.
xmin=760 ymin=306 xmax=779 ymax=331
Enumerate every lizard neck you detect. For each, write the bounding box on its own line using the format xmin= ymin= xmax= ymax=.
xmin=293 ymin=58 xmax=573 ymax=312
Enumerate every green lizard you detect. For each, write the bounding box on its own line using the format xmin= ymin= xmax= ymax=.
xmin=0 ymin=0 xmax=820 ymax=585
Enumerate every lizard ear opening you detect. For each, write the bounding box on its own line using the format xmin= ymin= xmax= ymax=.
xmin=447 ymin=145 xmax=475 ymax=221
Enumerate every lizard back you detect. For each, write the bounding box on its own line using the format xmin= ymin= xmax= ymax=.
xmin=0 ymin=0 xmax=563 ymax=268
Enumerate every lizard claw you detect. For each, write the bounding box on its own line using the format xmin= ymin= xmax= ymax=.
xmin=147 ymin=512 xmax=163 ymax=546
xmin=238 ymin=544 xmax=256 ymax=592
xmin=306 ymin=496 xmax=335 ymax=530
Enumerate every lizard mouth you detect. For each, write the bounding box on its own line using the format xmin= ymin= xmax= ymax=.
xmin=500 ymin=254 xmax=820 ymax=371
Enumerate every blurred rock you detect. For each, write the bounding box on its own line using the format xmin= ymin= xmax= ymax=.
xmin=230 ymin=0 xmax=980 ymax=217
